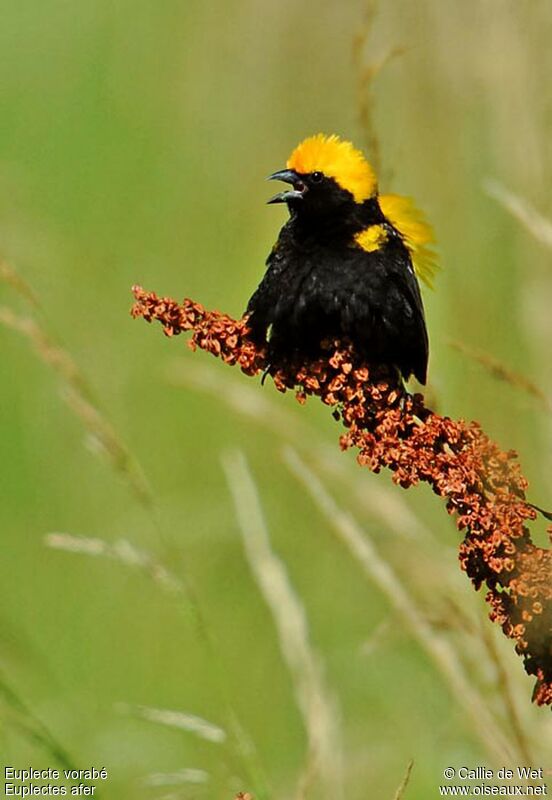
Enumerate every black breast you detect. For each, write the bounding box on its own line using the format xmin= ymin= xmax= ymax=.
xmin=246 ymin=220 xmax=428 ymax=383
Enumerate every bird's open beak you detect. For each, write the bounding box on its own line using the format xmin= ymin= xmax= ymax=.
xmin=266 ymin=169 xmax=306 ymax=204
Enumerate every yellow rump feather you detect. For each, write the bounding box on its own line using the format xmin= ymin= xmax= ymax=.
xmin=379 ymin=193 xmax=439 ymax=289
xmin=287 ymin=133 xmax=377 ymax=203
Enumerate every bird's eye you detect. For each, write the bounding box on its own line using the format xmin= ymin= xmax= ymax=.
xmin=311 ymin=171 xmax=323 ymax=183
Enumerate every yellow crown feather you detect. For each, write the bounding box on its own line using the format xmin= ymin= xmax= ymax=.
xmin=379 ymin=193 xmax=439 ymax=289
xmin=287 ymin=133 xmax=377 ymax=203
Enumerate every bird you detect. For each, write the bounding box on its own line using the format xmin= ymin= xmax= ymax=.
xmin=246 ymin=133 xmax=437 ymax=385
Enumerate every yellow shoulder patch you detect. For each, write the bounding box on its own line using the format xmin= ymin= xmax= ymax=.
xmin=354 ymin=224 xmax=388 ymax=253
xmin=287 ymin=133 xmax=377 ymax=203
xmin=379 ymin=193 xmax=438 ymax=289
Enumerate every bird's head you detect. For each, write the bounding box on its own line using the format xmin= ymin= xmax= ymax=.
xmin=267 ymin=133 xmax=377 ymax=219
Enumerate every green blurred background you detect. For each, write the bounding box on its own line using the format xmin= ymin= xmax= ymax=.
xmin=1 ymin=1 xmax=551 ymax=797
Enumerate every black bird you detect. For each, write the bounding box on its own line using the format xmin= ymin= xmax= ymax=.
xmin=246 ymin=134 xmax=436 ymax=384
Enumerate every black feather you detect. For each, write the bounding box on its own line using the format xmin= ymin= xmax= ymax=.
xmin=247 ymin=177 xmax=429 ymax=384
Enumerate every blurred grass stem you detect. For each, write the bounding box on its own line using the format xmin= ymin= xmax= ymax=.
xmin=282 ymin=446 xmax=518 ymax=765
xmin=222 ymin=449 xmax=344 ymax=800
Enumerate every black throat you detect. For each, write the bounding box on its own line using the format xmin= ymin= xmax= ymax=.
xmin=288 ymin=195 xmax=385 ymax=246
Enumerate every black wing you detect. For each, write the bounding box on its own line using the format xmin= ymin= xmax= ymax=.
xmin=292 ymin=242 xmax=429 ymax=383
xmin=246 ymin=231 xmax=428 ymax=383
xmin=245 ymin=244 xmax=287 ymax=342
